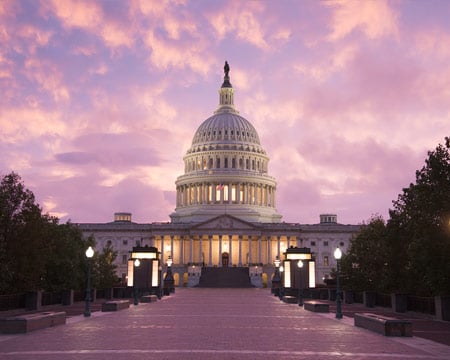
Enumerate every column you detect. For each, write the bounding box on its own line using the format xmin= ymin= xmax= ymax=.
xmin=228 ymin=183 xmax=232 ymax=204
xmin=219 ymin=235 xmax=223 ymax=267
xmin=243 ymin=183 xmax=248 ymax=204
xmin=189 ymin=236 xmax=193 ymax=264
xmin=170 ymin=235 xmax=174 ymax=260
xmin=179 ymin=236 xmax=184 ymax=265
xmin=212 ymin=183 xmax=217 ymax=202
xmin=194 ymin=184 xmax=198 ymax=204
xmin=277 ymin=236 xmax=281 ymax=258
xmin=208 ymin=235 xmax=213 ymax=267
xmin=258 ymin=236 xmax=262 ymax=264
xmin=238 ymin=235 xmax=242 ymax=267
xmin=267 ymin=236 xmax=271 ymax=265
xmin=199 ymin=236 xmax=203 ymax=266
xmin=161 ymin=236 xmax=165 ymax=263
xmin=228 ymin=235 xmax=232 ymax=267
xmin=248 ymin=236 xmax=252 ymax=265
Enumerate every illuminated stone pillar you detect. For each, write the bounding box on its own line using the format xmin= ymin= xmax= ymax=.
xmin=238 ymin=235 xmax=242 ymax=267
xmin=219 ymin=235 xmax=223 ymax=267
xmin=208 ymin=235 xmax=213 ymax=267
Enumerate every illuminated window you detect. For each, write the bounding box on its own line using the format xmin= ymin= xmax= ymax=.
xmin=231 ymin=184 xmax=236 ymax=202
xmin=324 ymin=255 xmax=329 ymax=266
xmin=224 ymin=185 xmax=229 ymax=201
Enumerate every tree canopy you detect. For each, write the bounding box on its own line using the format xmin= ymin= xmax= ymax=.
xmin=0 ymin=172 xmax=118 ymax=294
xmin=341 ymin=138 xmax=450 ymax=295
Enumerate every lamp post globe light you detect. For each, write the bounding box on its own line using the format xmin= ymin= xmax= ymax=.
xmin=84 ymin=246 xmax=94 ymax=317
xmin=297 ymin=260 xmax=304 ymax=306
xmin=133 ymin=259 xmax=140 ymax=305
xmin=334 ymin=247 xmax=343 ymax=319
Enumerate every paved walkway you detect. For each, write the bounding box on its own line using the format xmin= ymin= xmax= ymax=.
xmin=1 ymin=288 xmax=449 ymax=360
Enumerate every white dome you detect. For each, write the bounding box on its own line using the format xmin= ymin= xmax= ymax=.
xmin=171 ymin=62 xmax=281 ymax=224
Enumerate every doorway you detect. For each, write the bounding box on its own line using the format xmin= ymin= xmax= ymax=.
xmin=222 ymin=252 xmax=229 ymax=267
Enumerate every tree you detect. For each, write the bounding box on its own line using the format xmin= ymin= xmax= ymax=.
xmin=0 ymin=172 xmax=92 ymax=294
xmin=0 ymin=172 xmax=49 ymax=292
xmin=340 ymin=215 xmax=389 ymax=292
xmin=387 ymin=137 xmax=450 ymax=295
xmin=93 ymin=242 xmax=119 ymax=289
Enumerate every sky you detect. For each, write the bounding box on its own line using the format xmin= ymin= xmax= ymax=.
xmin=1 ymin=0 xmax=449 ymax=225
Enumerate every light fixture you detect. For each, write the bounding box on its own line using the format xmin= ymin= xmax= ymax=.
xmin=334 ymin=247 xmax=343 ymax=319
xmin=84 ymin=246 xmax=94 ymax=317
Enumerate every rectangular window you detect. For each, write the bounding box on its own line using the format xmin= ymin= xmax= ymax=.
xmin=223 ymin=185 xmax=229 ymax=201
xmin=324 ymin=241 xmax=328 ymax=247
xmin=324 ymin=255 xmax=329 ymax=266
xmin=311 ymin=241 xmax=316 ymax=246
xmin=231 ymin=184 xmax=236 ymax=202
xmin=122 ymin=254 xmax=127 ymax=264
xmin=123 ymin=239 xmax=128 ymax=245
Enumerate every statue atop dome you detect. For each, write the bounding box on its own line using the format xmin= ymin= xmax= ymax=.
xmin=224 ymin=61 xmax=230 ymax=77
xmin=222 ymin=61 xmax=232 ymax=88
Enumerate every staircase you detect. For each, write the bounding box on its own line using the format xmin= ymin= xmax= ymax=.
xmin=198 ymin=267 xmax=253 ymax=288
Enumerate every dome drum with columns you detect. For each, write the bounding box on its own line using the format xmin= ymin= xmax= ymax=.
xmin=78 ymin=62 xmax=360 ymax=288
xmin=171 ymin=63 xmax=282 ymax=224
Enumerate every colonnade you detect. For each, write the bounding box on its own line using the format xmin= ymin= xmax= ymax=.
xmin=176 ymin=182 xmax=276 ymax=207
xmin=151 ymin=234 xmax=301 ymax=267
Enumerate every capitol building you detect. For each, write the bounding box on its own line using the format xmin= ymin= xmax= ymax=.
xmin=79 ymin=63 xmax=360 ymax=288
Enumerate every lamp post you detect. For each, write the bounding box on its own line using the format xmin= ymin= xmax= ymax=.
xmin=133 ymin=258 xmax=140 ymax=305
xmin=297 ymin=260 xmax=304 ymax=306
xmin=84 ymin=246 xmax=94 ymax=317
xmin=279 ymin=265 xmax=284 ymax=300
xmin=272 ymin=257 xmax=281 ymax=296
xmin=334 ymin=247 xmax=343 ymax=319
xmin=164 ymin=256 xmax=174 ymax=295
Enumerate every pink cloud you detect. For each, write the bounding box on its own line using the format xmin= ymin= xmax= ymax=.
xmin=325 ymin=0 xmax=399 ymax=41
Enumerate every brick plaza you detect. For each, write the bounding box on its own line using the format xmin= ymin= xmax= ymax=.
xmin=1 ymin=288 xmax=449 ymax=360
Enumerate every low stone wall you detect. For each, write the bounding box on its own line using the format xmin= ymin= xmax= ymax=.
xmin=304 ymin=301 xmax=329 ymax=313
xmin=101 ymin=300 xmax=130 ymax=312
xmin=0 ymin=311 xmax=66 ymax=334
xmin=354 ymin=313 xmax=412 ymax=337
xmin=140 ymin=295 xmax=158 ymax=303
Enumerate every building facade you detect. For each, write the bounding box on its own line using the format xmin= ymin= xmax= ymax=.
xmin=79 ymin=64 xmax=360 ymax=287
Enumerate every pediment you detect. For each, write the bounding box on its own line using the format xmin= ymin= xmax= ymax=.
xmin=192 ymin=214 xmax=258 ymax=231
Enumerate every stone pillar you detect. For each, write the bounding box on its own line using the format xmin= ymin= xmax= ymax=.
xmin=258 ymin=236 xmax=262 ymax=264
xmin=189 ymin=237 xmax=193 ymax=264
xmin=208 ymin=235 xmax=213 ymax=267
xmin=248 ymin=236 xmax=252 ymax=265
xmin=179 ymin=236 xmax=184 ymax=265
xmin=391 ymin=293 xmax=407 ymax=313
xmin=228 ymin=183 xmax=232 ymax=204
xmin=170 ymin=235 xmax=174 ymax=260
xmin=238 ymin=235 xmax=242 ymax=267
xmin=277 ymin=236 xmax=281 ymax=258
xmin=229 ymin=235 xmax=232 ymax=267
xmin=199 ymin=236 xmax=203 ymax=266
xmin=61 ymin=289 xmax=74 ymax=306
xmin=435 ymin=295 xmax=450 ymax=321
xmin=267 ymin=236 xmax=271 ymax=265
xmin=161 ymin=236 xmax=165 ymax=263
xmin=219 ymin=235 xmax=223 ymax=267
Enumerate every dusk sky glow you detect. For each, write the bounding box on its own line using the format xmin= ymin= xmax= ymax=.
xmin=1 ymin=0 xmax=449 ymax=225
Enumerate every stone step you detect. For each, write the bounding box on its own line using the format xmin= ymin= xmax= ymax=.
xmin=198 ymin=267 xmax=253 ymax=288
